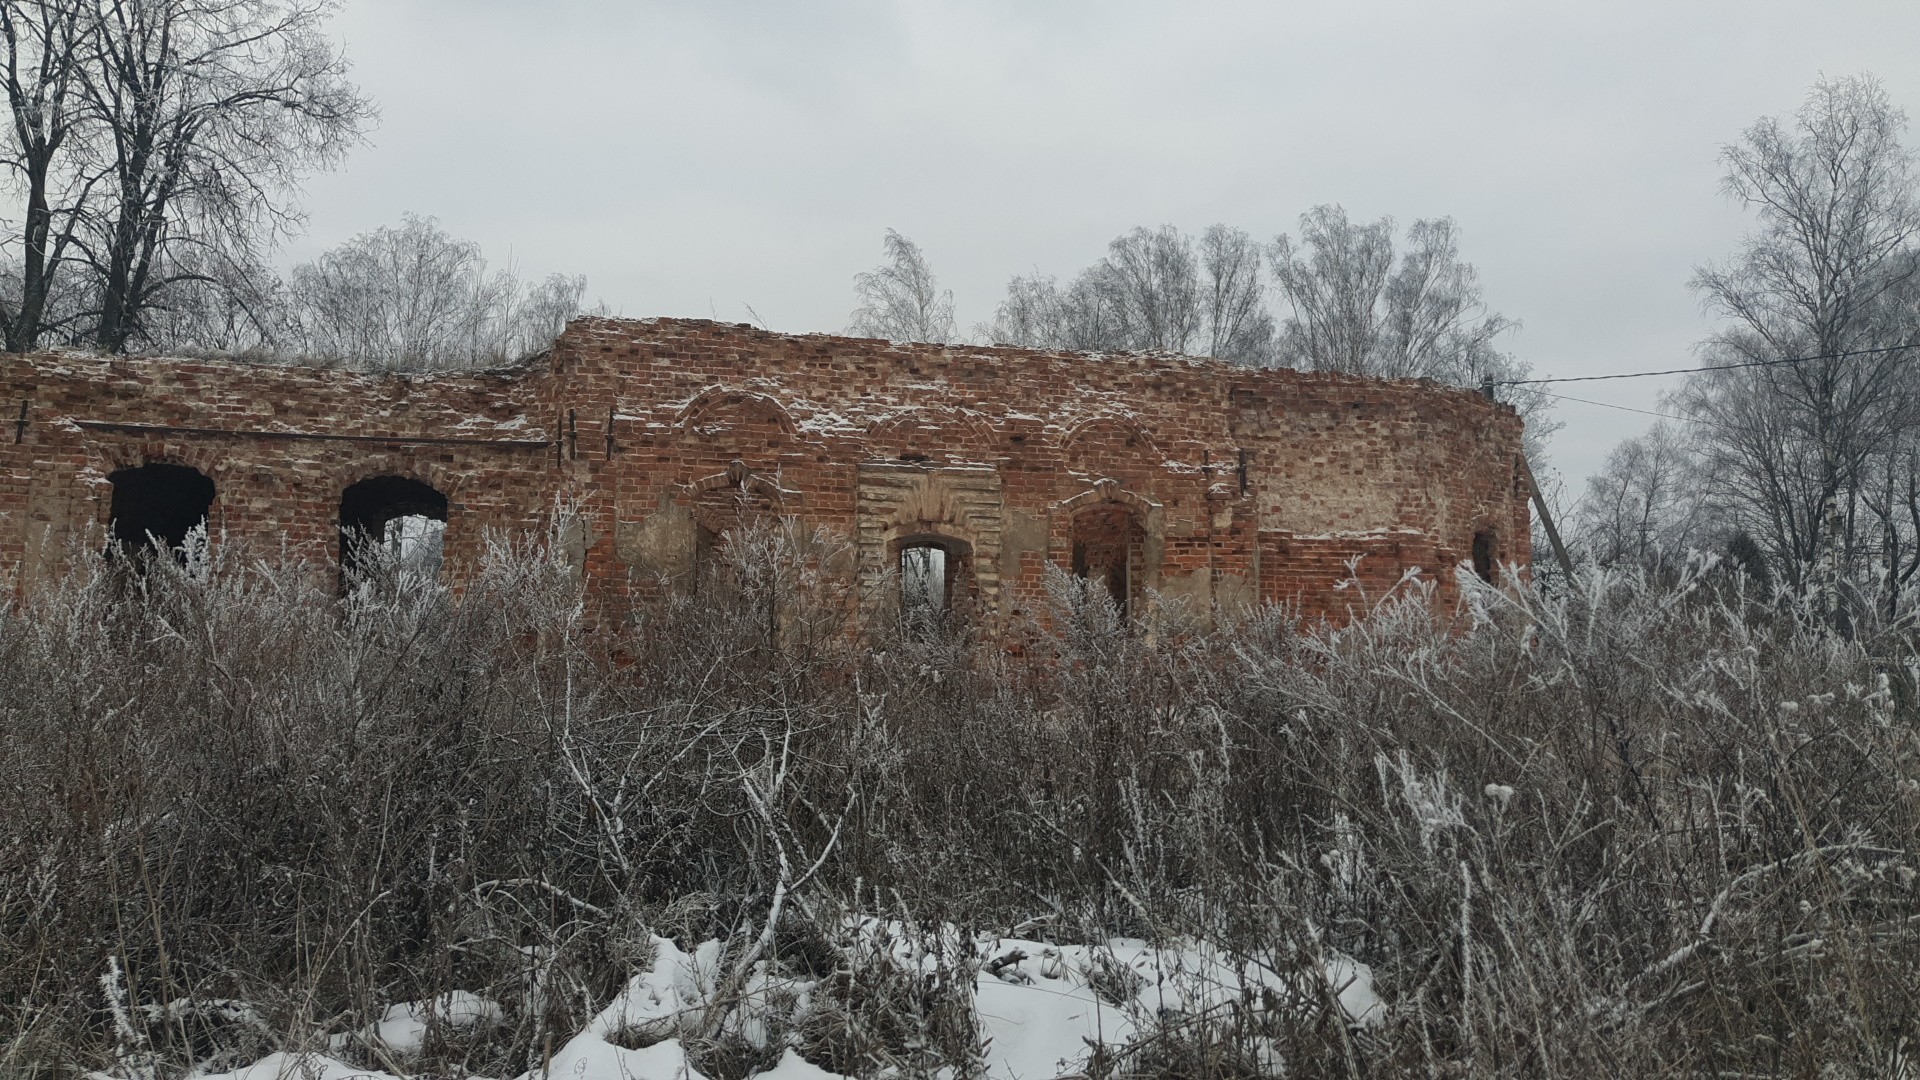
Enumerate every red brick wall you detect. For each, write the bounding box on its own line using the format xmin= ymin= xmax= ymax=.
xmin=0 ymin=317 xmax=1530 ymax=626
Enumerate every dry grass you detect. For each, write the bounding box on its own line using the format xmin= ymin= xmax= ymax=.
xmin=0 ymin=527 xmax=1915 ymax=1078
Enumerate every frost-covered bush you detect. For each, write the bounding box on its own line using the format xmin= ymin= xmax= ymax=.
xmin=0 ymin=533 xmax=1914 ymax=1078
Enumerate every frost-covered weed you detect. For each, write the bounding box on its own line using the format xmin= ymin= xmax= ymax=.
xmin=0 ymin=535 xmax=1915 ymax=1078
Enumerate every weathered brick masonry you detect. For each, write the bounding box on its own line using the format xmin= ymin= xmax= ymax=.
xmin=0 ymin=316 xmax=1529 ymax=625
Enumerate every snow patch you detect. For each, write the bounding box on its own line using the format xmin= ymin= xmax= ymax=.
xmin=368 ymin=991 xmax=502 ymax=1054
xmin=189 ymin=930 xmax=1382 ymax=1080
xmin=194 ymin=1051 xmax=405 ymax=1080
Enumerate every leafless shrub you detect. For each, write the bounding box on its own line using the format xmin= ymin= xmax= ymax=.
xmin=1083 ymin=949 xmax=1144 ymax=1007
xmin=0 ymin=522 xmax=1915 ymax=1077
xmin=792 ymin=919 xmax=981 ymax=1079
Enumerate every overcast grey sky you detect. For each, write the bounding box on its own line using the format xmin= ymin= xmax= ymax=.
xmin=285 ymin=0 xmax=1920 ymax=491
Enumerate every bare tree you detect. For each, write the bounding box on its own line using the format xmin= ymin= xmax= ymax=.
xmin=980 ymin=271 xmax=1064 ymax=348
xmin=1270 ymin=205 xmax=1517 ymax=383
xmin=1574 ymin=422 xmax=1712 ymax=574
xmin=1855 ymin=427 xmax=1920 ymax=616
xmin=0 ymin=0 xmax=97 ymax=352
xmin=498 ymin=268 xmax=589 ymax=358
xmin=1679 ymin=75 xmax=1920 ymax=604
xmin=1268 ymin=205 xmax=1552 ymax=459
xmin=1382 ymin=217 xmax=1519 ymax=387
xmin=1095 ymin=224 xmax=1201 ymax=352
xmin=983 ymin=223 xmax=1272 ymax=362
xmin=134 ymin=243 xmax=283 ymax=353
xmin=1269 ymin=206 xmax=1394 ymax=374
xmin=979 ymin=268 xmax=1118 ymax=352
xmin=288 ymin=213 xmax=589 ymax=370
xmin=1198 ymin=223 xmax=1274 ymax=365
xmin=78 ymin=0 xmax=372 ymax=353
xmin=849 ymin=228 xmax=955 ymax=343
xmin=290 ymin=214 xmax=491 ymax=367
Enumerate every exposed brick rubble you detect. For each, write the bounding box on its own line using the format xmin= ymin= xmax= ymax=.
xmin=0 ymin=316 xmax=1530 ymax=625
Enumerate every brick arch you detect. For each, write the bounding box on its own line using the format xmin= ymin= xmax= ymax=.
xmin=871 ymin=482 xmax=988 ymax=576
xmin=676 ymin=385 xmax=798 ymax=439
xmin=332 ymin=457 xmax=464 ymax=503
xmin=334 ymin=456 xmax=455 ymax=533
xmin=1061 ymin=412 xmax=1162 ymax=477
xmin=679 ymin=459 xmax=798 ymax=539
xmin=886 ymin=522 xmax=974 ymax=554
xmin=862 ymin=405 xmax=997 ymax=463
xmin=1056 ymin=477 xmax=1164 ymax=521
xmin=90 ymin=438 xmax=226 ymax=484
xmin=682 ymin=459 xmax=797 ymax=507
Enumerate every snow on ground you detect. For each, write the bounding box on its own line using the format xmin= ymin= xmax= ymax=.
xmin=193 ymin=930 xmax=1379 ymax=1080
xmin=195 ymin=1052 xmax=405 ymax=1080
xmin=368 ymin=991 xmax=503 ymax=1054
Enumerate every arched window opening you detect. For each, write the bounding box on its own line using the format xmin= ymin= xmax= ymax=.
xmin=1472 ymin=529 xmax=1496 ymax=583
xmin=108 ymin=463 xmax=215 ymax=561
xmin=894 ymin=536 xmax=970 ymax=636
xmin=1070 ymin=504 xmax=1144 ymax=618
xmin=340 ymin=475 xmax=448 ymax=582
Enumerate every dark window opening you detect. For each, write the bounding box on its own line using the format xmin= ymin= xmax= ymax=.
xmin=1070 ymin=504 xmax=1144 ymax=618
xmin=340 ymin=475 xmax=448 ymax=582
xmin=1471 ymin=529 xmax=1496 ymax=583
xmin=108 ymin=463 xmax=215 ymax=561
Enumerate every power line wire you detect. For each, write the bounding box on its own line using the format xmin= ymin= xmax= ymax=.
xmin=1531 ymin=390 xmax=1771 ymax=440
xmin=1497 ymin=342 xmax=1918 ymax=386
xmin=1531 ymin=390 xmax=1708 ymax=427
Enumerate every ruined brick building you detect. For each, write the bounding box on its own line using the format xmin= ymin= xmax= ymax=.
xmin=0 ymin=317 xmax=1530 ymax=626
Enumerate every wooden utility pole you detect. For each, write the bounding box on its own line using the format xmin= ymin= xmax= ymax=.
xmin=1523 ymin=456 xmax=1575 ymax=579
xmin=1482 ymin=378 xmax=1574 ymax=579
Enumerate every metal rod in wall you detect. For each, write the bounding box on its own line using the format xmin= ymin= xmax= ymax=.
xmin=68 ymin=419 xmax=550 ymax=448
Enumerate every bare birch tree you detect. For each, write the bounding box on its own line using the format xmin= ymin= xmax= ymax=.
xmin=1677 ymin=75 xmax=1920 ymax=607
xmin=1269 ymin=206 xmax=1393 ymax=374
xmin=288 ymin=213 xmax=588 ymax=370
xmin=1688 ymin=75 xmax=1920 ymax=606
xmin=1198 ymin=223 xmax=1275 ymax=365
xmin=982 ymin=223 xmax=1273 ymax=362
xmin=1095 ymin=224 xmax=1201 ymax=352
xmin=1574 ymin=422 xmax=1712 ymax=574
xmin=980 ymin=268 xmax=1121 ymax=352
xmin=1268 ymin=205 xmax=1551 ymax=458
xmin=1270 ymin=205 xmax=1517 ymax=383
xmin=849 ymin=228 xmax=955 ymax=343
